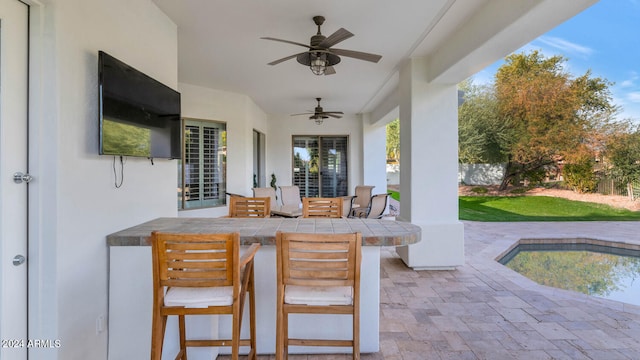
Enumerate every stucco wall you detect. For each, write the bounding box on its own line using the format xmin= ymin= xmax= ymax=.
xmin=177 ymin=83 xmax=268 ymax=218
xmin=266 ymin=113 xmax=364 ymax=196
xmin=30 ymin=0 xmax=178 ymax=358
xmin=458 ymin=163 xmax=506 ymax=185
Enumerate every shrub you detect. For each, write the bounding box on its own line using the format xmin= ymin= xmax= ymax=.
xmin=509 ymin=188 xmax=528 ymax=194
xmin=471 ymin=186 xmax=488 ymax=194
xmin=563 ymin=160 xmax=597 ymax=193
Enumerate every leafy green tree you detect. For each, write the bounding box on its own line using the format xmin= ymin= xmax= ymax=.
xmin=386 ymin=118 xmax=399 ymax=162
xmin=458 ymin=80 xmax=512 ymax=164
xmin=604 ymin=126 xmax=640 ymax=199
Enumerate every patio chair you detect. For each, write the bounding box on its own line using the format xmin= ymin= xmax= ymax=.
xmin=275 ymin=231 xmax=361 ymax=360
xmin=150 ymin=232 xmax=260 ymax=360
xmin=302 ymin=197 xmax=343 ymax=218
xmin=229 ymin=196 xmax=270 ymax=218
xmin=341 ymin=195 xmax=355 ymax=218
xmin=253 ymin=187 xmax=278 ymax=210
xmin=279 ymin=185 xmax=302 ymax=207
xmin=362 ymin=193 xmax=389 ymax=219
xmin=351 ymin=185 xmax=375 ymax=217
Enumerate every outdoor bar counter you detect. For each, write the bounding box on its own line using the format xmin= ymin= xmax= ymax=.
xmin=107 ymin=217 xmax=421 ymax=359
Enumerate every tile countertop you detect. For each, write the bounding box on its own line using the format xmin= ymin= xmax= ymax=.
xmin=107 ymin=217 xmax=422 ymax=247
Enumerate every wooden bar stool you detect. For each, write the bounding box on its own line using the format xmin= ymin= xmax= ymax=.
xmin=275 ymin=231 xmax=362 ymax=360
xmin=302 ymin=197 xmax=343 ymax=218
xmin=229 ymin=196 xmax=270 ymax=218
xmin=150 ymin=232 xmax=260 ymax=360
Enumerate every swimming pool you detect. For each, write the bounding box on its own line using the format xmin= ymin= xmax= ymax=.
xmin=499 ymin=241 xmax=640 ymax=307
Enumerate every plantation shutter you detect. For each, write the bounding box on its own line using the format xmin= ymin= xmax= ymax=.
xmin=181 ymin=120 xmax=226 ymax=209
xmin=292 ymin=135 xmax=348 ymax=198
xmin=320 ymin=137 xmax=348 ymax=197
xmin=293 ymin=136 xmax=320 ymax=198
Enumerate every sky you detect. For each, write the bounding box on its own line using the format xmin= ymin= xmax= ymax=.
xmin=472 ymin=0 xmax=640 ymax=123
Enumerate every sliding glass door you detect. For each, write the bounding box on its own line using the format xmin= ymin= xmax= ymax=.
xmin=292 ymin=136 xmax=348 ymax=198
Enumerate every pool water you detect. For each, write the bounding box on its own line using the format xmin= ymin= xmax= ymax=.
xmin=499 ymin=243 xmax=640 ymax=307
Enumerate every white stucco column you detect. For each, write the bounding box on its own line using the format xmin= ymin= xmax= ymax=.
xmin=395 ymin=58 xmax=464 ymax=270
xmin=361 ymin=114 xmax=388 ymax=193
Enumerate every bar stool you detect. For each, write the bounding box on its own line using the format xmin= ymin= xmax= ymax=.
xmin=275 ymin=231 xmax=362 ymax=360
xmin=150 ymin=232 xmax=260 ymax=360
xmin=302 ymin=197 xmax=343 ymax=218
xmin=229 ymin=196 xmax=270 ymax=218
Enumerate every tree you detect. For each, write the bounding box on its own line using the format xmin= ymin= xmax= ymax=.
xmin=494 ymin=51 xmax=616 ymax=190
xmin=386 ymin=118 xmax=399 ymax=162
xmin=458 ymin=80 xmax=512 ymax=164
xmin=604 ymin=126 xmax=640 ymax=199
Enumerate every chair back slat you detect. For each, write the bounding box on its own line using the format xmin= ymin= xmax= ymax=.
xmin=153 ymin=232 xmax=237 ymax=288
xmin=165 ymin=242 xmax=227 ymax=251
xmin=302 ymin=197 xmax=343 ymax=218
xmin=229 ymin=196 xmax=270 ymax=218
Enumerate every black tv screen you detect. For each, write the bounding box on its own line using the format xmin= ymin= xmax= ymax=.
xmin=99 ymin=51 xmax=181 ymax=159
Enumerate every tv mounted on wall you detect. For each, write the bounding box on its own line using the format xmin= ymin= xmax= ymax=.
xmin=99 ymin=51 xmax=181 ymax=159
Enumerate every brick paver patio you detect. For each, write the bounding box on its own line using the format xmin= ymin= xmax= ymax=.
xmin=219 ymin=221 xmax=640 ymax=359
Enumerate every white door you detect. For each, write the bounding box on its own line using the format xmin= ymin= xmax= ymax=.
xmin=0 ymin=0 xmax=29 ymax=359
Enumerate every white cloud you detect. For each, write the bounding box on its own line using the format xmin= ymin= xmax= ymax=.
xmin=620 ymin=79 xmax=635 ymax=88
xmin=627 ymin=92 xmax=640 ymax=103
xmin=619 ymin=71 xmax=638 ymax=88
xmin=535 ymin=36 xmax=594 ymax=57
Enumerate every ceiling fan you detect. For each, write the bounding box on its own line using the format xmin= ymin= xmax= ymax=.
xmin=261 ymin=15 xmax=382 ymax=75
xmin=291 ymin=98 xmax=343 ymax=125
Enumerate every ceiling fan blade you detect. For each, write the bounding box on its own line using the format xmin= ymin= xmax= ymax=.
xmin=318 ymin=28 xmax=354 ymax=48
xmin=323 ymin=111 xmax=344 ymax=115
xmin=330 ymin=48 xmax=382 ymax=63
xmin=324 ymin=66 xmax=336 ymax=75
xmin=327 ymin=113 xmax=343 ymax=119
xmin=290 ymin=112 xmax=314 ymax=116
xmin=268 ymin=52 xmax=307 ymax=66
xmin=260 ymin=37 xmax=311 ymax=49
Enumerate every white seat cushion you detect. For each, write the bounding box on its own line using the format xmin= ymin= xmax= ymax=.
xmin=164 ymin=286 xmax=233 ymax=308
xmin=284 ymin=285 xmax=353 ymax=306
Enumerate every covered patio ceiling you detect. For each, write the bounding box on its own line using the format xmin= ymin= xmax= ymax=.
xmin=152 ymin=0 xmax=598 ymax=118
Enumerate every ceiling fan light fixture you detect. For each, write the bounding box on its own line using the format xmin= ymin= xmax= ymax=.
xmin=310 ymin=112 xmax=329 ymax=125
xmin=310 ymin=53 xmax=327 ymax=75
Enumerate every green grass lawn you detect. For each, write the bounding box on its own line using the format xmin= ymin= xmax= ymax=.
xmin=460 ymin=195 xmax=640 ymax=221
xmin=388 ymin=190 xmax=400 ymax=201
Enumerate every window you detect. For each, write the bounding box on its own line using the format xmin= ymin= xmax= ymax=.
xmin=253 ymin=130 xmax=266 ymax=188
xmin=292 ymin=135 xmax=348 ymax=198
xmin=178 ymin=119 xmax=226 ymax=209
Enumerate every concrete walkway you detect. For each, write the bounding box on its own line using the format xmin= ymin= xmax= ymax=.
xmin=220 ymin=221 xmax=640 ymax=359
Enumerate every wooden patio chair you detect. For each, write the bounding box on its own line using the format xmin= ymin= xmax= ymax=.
xmin=275 ymin=231 xmax=362 ymax=360
xmin=150 ymin=232 xmax=260 ymax=360
xmin=302 ymin=197 xmax=343 ymax=218
xmin=229 ymin=196 xmax=270 ymax=218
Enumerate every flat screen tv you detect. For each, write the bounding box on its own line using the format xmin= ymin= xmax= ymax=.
xmin=99 ymin=51 xmax=181 ymax=159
